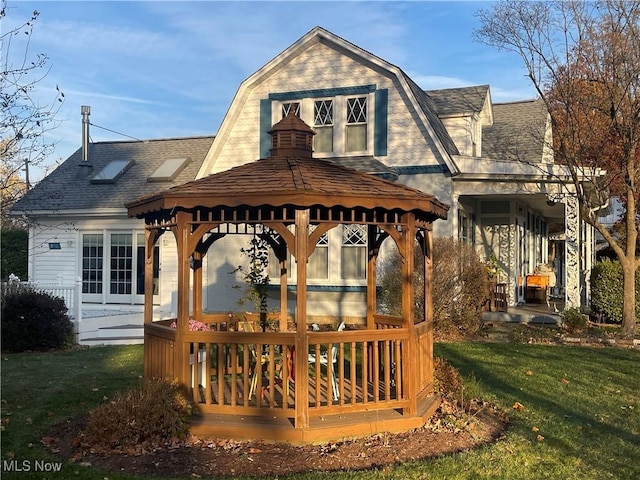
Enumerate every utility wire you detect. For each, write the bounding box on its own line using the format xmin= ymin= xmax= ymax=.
xmin=89 ymin=122 xmax=145 ymax=141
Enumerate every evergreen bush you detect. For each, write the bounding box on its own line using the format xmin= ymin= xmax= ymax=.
xmin=590 ymin=259 xmax=640 ymax=323
xmin=561 ymin=307 xmax=588 ymax=334
xmin=1 ymin=283 xmax=74 ymax=352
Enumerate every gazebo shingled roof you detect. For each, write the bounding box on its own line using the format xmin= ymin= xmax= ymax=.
xmin=126 ymin=155 xmax=449 ymax=220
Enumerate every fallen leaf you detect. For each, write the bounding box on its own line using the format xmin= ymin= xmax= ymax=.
xmin=531 ymin=426 xmax=539 ymax=432
xmin=513 ymin=402 xmax=525 ymax=411
xmin=562 ymin=378 xmax=569 ymax=384
xmin=41 ymin=436 xmax=58 ymax=446
xmin=536 ymin=434 xmax=545 ymax=442
xmin=247 ymin=447 xmax=262 ymax=454
xmin=525 ymin=370 xmax=533 ymax=376
xmin=25 ymin=417 xmax=33 ymax=425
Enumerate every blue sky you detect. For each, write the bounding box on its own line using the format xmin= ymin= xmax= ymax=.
xmin=5 ymin=0 xmax=536 ymax=181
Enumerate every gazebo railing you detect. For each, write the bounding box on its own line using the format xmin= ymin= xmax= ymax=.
xmin=144 ymin=319 xmax=419 ymax=420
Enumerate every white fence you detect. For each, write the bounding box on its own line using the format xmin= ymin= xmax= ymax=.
xmin=2 ymin=278 xmax=82 ymax=337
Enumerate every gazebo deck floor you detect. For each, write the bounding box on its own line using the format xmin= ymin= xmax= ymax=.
xmin=190 ymin=394 xmax=440 ymax=444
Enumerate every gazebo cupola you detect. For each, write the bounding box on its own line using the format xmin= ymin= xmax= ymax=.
xmin=268 ymin=110 xmax=315 ymax=158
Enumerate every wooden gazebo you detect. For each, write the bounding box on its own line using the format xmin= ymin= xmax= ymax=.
xmin=126 ymin=112 xmax=448 ymax=443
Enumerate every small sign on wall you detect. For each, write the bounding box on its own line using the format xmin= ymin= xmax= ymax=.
xmin=48 ymin=242 xmax=61 ymax=250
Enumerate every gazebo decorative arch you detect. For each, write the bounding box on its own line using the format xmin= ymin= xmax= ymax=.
xmin=126 ymin=112 xmax=448 ymax=443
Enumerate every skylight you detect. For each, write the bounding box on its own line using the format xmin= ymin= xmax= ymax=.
xmin=91 ymin=159 xmax=135 ymax=184
xmin=147 ymin=157 xmax=192 ymax=182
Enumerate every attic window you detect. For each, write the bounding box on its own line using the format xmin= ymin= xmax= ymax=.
xmin=91 ymin=160 xmax=134 ymax=184
xmin=148 ymin=157 xmax=191 ymax=182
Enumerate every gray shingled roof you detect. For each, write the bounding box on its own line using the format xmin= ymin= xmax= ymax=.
xmin=11 ymin=136 xmax=214 ymax=213
xmin=401 ymin=72 xmax=460 ymax=156
xmin=426 ymin=85 xmax=490 ymax=116
xmin=482 ymin=99 xmax=548 ymax=162
xmin=327 ymin=156 xmax=398 ymax=180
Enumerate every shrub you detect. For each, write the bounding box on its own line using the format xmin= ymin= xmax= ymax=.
xmin=590 ymin=259 xmax=640 ymax=323
xmin=433 ymin=356 xmax=464 ymax=404
xmin=561 ymin=307 xmax=588 ymax=334
xmin=1 ymin=283 xmax=74 ymax=352
xmin=81 ymin=378 xmax=193 ymax=453
xmin=378 ymin=237 xmax=488 ymax=339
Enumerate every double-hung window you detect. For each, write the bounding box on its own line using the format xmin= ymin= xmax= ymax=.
xmin=313 ymin=99 xmax=334 ymax=153
xmin=341 ymin=224 xmax=367 ymax=279
xmin=345 ymin=96 xmax=367 ymax=152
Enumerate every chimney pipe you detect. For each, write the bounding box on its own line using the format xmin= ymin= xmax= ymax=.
xmin=81 ymin=105 xmax=90 ymax=161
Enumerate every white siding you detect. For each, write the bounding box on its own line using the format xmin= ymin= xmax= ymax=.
xmin=30 ymin=220 xmax=78 ymax=285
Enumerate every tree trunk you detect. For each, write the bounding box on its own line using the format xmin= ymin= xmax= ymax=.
xmin=621 ymin=257 xmax=637 ymax=335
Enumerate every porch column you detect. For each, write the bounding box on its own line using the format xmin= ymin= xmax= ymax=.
xmin=294 ymin=209 xmax=310 ymax=429
xmin=564 ymin=195 xmax=580 ymax=308
xmin=450 ymin=193 xmax=459 ymax=239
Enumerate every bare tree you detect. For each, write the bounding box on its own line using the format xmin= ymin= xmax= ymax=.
xmin=475 ymin=0 xmax=639 ymax=334
xmin=1 ymin=1 xmax=64 ymax=227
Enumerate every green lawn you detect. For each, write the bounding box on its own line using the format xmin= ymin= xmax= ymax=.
xmin=1 ymin=343 xmax=638 ymax=479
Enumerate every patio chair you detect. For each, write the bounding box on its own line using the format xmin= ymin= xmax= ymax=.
xmin=308 ymin=321 xmax=345 ymax=401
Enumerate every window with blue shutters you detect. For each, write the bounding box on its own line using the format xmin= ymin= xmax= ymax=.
xmin=263 ymin=85 xmax=387 ymax=158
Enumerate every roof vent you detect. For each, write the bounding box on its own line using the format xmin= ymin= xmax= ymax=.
xmin=78 ymin=105 xmax=93 ymax=178
xmin=81 ymin=106 xmax=91 ymax=161
xmin=268 ymin=110 xmax=315 ymax=158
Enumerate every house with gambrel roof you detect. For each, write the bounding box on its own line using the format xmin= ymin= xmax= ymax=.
xmin=12 ymin=27 xmax=599 ymax=342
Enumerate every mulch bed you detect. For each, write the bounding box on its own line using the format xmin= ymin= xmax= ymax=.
xmin=45 ymin=403 xmax=507 ymax=478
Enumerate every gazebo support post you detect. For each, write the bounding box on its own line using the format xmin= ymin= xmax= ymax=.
xmin=294 ymin=209 xmax=310 ymax=429
xmin=401 ymin=214 xmax=418 ymax=416
xmin=174 ymin=212 xmax=191 ymax=390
